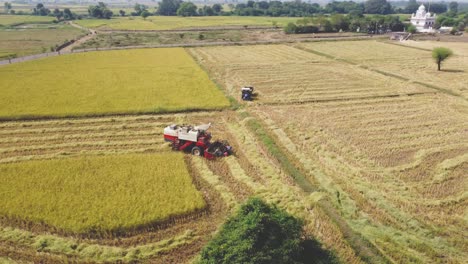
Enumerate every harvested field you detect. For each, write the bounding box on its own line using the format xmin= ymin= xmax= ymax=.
xmin=253 ymin=92 xmax=468 ymax=263
xmin=401 ymin=40 xmax=468 ymax=56
xmin=298 ymin=40 xmax=468 ymax=99
xmin=0 ymin=153 xmax=205 ymax=235
xmin=191 ymin=42 xmax=467 ymax=263
xmin=0 ymin=48 xmax=229 ymax=119
xmin=190 ymin=45 xmax=432 ymax=104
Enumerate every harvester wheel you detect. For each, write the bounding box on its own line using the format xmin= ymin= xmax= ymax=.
xmin=191 ymin=147 xmax=203 ymax=156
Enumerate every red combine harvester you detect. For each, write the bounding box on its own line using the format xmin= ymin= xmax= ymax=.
xmin=163 ymin=123 xmax=233 ymax=159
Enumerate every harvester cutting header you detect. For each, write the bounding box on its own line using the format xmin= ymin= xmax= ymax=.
xmin=163 ymin=123 xmax=232 ymax=159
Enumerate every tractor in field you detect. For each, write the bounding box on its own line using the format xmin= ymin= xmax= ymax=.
xmin=163 ymin=123 xmax=233 ymax=159
xmin=241 ymin=86 xmax=255 ymax=101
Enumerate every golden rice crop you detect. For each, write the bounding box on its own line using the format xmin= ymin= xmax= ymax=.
xmin=0 ymin=153 xmax=206 ymax=234
xmin=0 ymin=48 xmax=230 ymax=119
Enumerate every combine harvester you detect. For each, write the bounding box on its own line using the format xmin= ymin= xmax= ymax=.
xmin=163 ymin=123 xmax=233 ymax=159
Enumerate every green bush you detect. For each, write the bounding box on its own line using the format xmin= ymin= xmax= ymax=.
xmin=284 ymin=22 xmax=298 ymax=34
xmin=200 ymin=197 xmax=304 ymax=264
xmin=407 ymin=24 xmax=417 ymax=33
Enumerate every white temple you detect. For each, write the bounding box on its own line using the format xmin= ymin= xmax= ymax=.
xmin=410 ymin=4 xmax=436 ymax=32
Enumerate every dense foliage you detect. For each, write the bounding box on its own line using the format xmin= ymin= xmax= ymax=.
xmin=200 ymin=197 xmax=304 ymax=264
xmin=284 ymin=14 xmax=405 ymax=34
xmin=88 ymin=2 xmax=113 ymax=19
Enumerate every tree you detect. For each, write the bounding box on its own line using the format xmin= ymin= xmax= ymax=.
xmin=364 ymin=0 xmax=392 ymax=14
xmin=4 ymin=2 xmax=12 ymax=13
xmin=157 ymin=0 xmax=181 ymax=16
xmin=63 ymin=8 xmax=74 ymax=20
xmin=432 ymin=47 xmax=453 ymax=71
xmin=134 ymin=3 xmax=148 ymax=16
xmin=200 ymin=198 xmax=304 ymax=264
xmin=177 ymin=2 xmax=197 ymax=17
xmin=53 ymin=8 xmax=63 ymax=20
xmin=284 ymin=22 xmax=298 ymax=34
xmin=119 ymin=10 xmax=126 ymax=16
xmin=33 ymin=3 xmax=50 ymax=16
xmin=407 ymin=24 xmax=417 ymax=33
xmin=203 ymin=6 xmax=214 ymax=16
xmin=212 ymin=3 xmax=223 ymax=14
xmin=449 ymin=1 xmax=458 ymax=14
xmin=102 ymin=9 xmax=113 ymax=19
xmin=430 ymin=3 xmax=447 ymax=14
xmin=404 ymin=0 xmax=419 ymax=14
xmin=88 ymin=2 xmax=113 ymax=19
xmin=141 ymin=10 xmax=150 ymax=19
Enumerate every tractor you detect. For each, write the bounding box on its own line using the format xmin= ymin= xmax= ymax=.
xmin=241 ymin=86 xmax=255 ymax=101
xmin=163 ymin=123 xmax=233 ymax=159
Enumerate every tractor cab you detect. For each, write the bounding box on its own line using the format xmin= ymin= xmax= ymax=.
xmin=241 ymin=86 xmax=254 ymax=101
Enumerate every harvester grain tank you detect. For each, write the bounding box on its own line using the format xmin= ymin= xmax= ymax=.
xmin=163 ymin=123 xmax=232 ymax=159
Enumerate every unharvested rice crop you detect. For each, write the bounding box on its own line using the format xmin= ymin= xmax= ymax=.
xmin=298 ymin=40 xmax=468 ymax=98
xmin=75 ymin=16 xmax=298 ymax=31
xmin=0 ymin=153 xmax=205 ymax=234
xmin=0 ymin=15 xmax=54 ymax=26
xmin=190 ymin=45 xmax=432 ymax=104
xmin=0 ymin=48 xmax=229 ymax=118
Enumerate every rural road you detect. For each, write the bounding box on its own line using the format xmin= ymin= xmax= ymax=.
xmin=59 ymin=22 xmax=97 ymax=52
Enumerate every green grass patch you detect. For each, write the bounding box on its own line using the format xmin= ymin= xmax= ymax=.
xmin=74 ymin=30 xmax=246 ymax=50
xmin=0 ymin=23 xmax=85 ymax=57
xmin=75 ymin=16 xmax=298 ymax=30
xmin=0 ymin=48 xmax=230 ymax=119
xmin=0 ymin=15 xmax=55 ymax=27
xmin=0 ymin=153 xmax=206 ymax=235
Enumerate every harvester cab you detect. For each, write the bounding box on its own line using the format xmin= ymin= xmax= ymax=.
xmin=163 ymin=123 xmax=233 ymax=159
xmin=241 ymin=86 xmax=254 ymax=101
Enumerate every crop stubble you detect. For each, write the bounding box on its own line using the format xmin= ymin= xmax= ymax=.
xmin=189 ymin=44 xmax=433 ymax=105
xmin=192 ymin=43 xmax=467 ymax=263
xmin=298 ymin=40 xmax=468 ymax=99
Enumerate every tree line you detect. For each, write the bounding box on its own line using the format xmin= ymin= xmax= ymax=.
xmin=2 ymin=0 xmax=466 ymax=31
xmin=284 ymin=14 xmax=405 ymax=34
xmin=2 ymin=2 xmax=79 ymax=21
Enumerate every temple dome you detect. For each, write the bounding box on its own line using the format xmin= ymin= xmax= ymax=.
xmin=418 ymin=4 xmax=426 ymax=11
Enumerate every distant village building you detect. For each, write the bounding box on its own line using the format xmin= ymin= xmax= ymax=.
xmin=410 ymin=4 xmax=436 ymax=32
